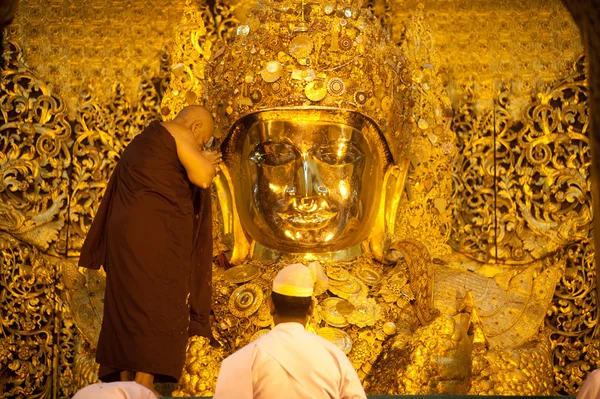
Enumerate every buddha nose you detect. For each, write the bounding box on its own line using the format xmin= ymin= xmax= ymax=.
xmin=295 ymin=156 xmax=328 ymax=197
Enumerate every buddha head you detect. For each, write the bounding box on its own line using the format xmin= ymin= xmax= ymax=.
xmin=204 ymin=0 xmax=413 ymax=262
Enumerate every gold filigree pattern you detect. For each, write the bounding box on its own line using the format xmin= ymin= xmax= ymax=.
xmin=0 ymin=232 xmax=57 ymax=398
xmin=0 ymin=41 xmax=71 ymax=256
xmin=449 ymin=54 xmax=595 ymax=394
xmin=196 ymin=0 xmax=240 ymax=46
xmin=8 ymin=0 xmax=187 ymax=105
xmin=0 ymin=38 xmax=170 ymax=398
xmin=451 ymin=56 xmax=591 ymax=264
xmin=68 ymin=79 xmax=163 ymax=254
xmin=547 ymin=239 xmax=599 ymax=395
xmin=160 ymin=0 xmax=213 ymax=121
xmin=57 ymin=303 xmax=99 ymax=397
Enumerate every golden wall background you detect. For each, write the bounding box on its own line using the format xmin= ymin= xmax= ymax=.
xmin=9 ymin=0 xmax=187 ymax=110
xmin=0 ymin=0 xmax=594 ymax=397
xmin=8 ymin=0 xmax=583 ymax=107
xmin=375 ymin=0 xmax=583 ymax=103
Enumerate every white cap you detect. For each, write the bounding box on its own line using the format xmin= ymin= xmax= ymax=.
xmin=272 ymin=263 xmax=314 ymax=297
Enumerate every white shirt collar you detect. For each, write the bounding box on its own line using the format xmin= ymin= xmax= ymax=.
xmin=272 ymin=322 xmax=306 ymax=332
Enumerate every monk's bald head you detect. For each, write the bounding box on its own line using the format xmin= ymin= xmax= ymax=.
xmin=175 ymin=105 xmax=215 ymax=146
xmin=176 ymin=105 xmax=213 ymax=125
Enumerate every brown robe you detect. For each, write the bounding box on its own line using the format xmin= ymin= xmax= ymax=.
xmin=79 ymin=121 xmax=213 ymax=383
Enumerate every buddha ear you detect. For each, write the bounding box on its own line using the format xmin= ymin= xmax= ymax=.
xmin=213 ymin=165 xmax=252 ymax=264
xmin=369 ymin=158 xmax=410 ymax=263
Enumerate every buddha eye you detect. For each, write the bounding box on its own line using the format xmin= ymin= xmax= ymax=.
xmin=314 ymin=141 xmax=364 ymax=165
xmin=249 ymin=141 xmax=300 ymax=166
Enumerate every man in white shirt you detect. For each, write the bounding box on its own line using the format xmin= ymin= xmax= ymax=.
xmin=72 ymin=381 xmax=157 ymax=398
xmin=214 ymin=263 xmax=367 ymax=399
xmin=578 ymin=369 xmax=600 ymax=399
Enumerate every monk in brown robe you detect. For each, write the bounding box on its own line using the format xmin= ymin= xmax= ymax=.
xmin=79 ymin=105 xmax=221 ymax=394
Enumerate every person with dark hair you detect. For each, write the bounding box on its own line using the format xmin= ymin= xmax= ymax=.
xmin=79 ymin=105 xmax=221 ymax=395
xmin=213 ymin=263 xmax=366 ymax=399
xmin=270 ymin=291 xmax=312 ymax=318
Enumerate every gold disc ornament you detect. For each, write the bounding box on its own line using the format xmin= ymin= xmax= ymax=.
xmin=328 ymin=277 xmax=367 ymax=299
xmin=223 ymin=265 xmax=260 ymax=284
xmin=346 ymin=298 xmax=381 ymax=328
xmin=261 ymin=61 xmax=283 ymax=83
xmin=228 ymin=283 xmax=264 ymax=317
xmin=305 ymin=81 xmax=327 ymax=102
xmin=288 ymin=34 xmax=314 ymax=59
xmin=318 ymin=327 xmax=353 ymax=354
xmin=326 ymin=265 xmax=350 ymax=282
xmin=356 ymin=266 xmax=382 ymax=286
xmin=320 ymin=297 xmax=350 ymax=328
xmin=327 ymin=78 xmax=346 ymax=96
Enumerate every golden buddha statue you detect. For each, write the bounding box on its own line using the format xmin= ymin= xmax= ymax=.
xmin=202 ymin=4 xmax=414 ymax=265
xmin=156 ymin=0 xmax=563 ymax=396
xmin=65 ymin=0 xmax=565 ymax=395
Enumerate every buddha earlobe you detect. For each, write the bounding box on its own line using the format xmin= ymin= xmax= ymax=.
xmin=369 ymin=159 xmax=410 ymax=263
xmin=213 ymin=165 xmax=252 ymax=264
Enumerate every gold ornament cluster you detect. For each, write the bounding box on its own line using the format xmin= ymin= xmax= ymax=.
xmin=174 ymin=336 xmax=225 ymax=397
xmin=182 ymin=248 xmax=434 ymax=393
xmin=203 ymin=0 xmax=413 ymax=163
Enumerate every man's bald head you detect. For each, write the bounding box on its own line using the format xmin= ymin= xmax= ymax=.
xmin=174 ymin=105 xmax=215 ymax=147
xmin=176 ymin=105 xmax=213 ymax=124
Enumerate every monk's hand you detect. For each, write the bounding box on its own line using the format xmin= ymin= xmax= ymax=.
xmin=201 ymin=150 xmax=222 ymax=166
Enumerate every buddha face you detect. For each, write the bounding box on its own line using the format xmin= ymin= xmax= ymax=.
xmin=223 ymin=109 xmax=390 ymax=254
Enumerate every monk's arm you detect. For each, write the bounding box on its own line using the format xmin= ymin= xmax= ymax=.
xmin=172 ymin=132 xmax=217 ymax=188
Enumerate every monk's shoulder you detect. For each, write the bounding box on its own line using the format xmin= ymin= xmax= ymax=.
xmin=156 ymin=121 xmax=176 ymax=139
xmin=159 ymin=121 xmax=183 ymax=138
xmin=162 ymin=122 xmax=198 ymax=148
